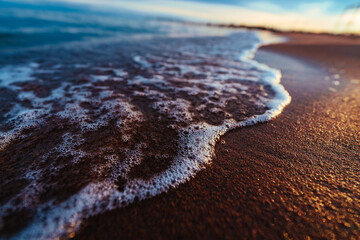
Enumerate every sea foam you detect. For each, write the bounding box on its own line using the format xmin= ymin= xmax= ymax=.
xmin=0 ymin=30 xmax=290 ymax=239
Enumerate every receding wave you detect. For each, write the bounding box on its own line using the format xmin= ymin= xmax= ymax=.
xmin=0 ymin=31 xmax=290 ymax=239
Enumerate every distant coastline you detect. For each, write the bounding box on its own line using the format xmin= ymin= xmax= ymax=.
xmin=178 ymin=20 xmax=360 ymax=39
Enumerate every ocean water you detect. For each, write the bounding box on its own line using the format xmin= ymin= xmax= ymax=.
xmin=0 ymin=2 xmax=290 ymax=239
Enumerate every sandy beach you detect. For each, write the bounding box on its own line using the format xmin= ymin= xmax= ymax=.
xmin=1 ymin=0 xmax=360 ymax=239
xmin=74 ymin=33 xmax=360 ymax=240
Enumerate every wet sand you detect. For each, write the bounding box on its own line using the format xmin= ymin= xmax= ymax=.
xmin=72 ymin=33 xmax=359 ymax=239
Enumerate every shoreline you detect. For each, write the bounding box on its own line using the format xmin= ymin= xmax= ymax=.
xmin=75 ymin=33 xmax=360 ymax=239
xmin=180 ymin=21 xmax=360 ymax=40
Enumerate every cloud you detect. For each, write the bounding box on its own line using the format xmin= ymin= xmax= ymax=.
xmin=298 ymin=1 xmax=334 ymax=16
xmin=245 ymin=1 xmax=285 ymax=14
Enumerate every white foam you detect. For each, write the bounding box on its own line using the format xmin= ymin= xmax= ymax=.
xmin=91 ymin=75 xmax=110 ymax=81
xmin=1 ymin=30 xmax=291 ymax=239
xmin=112 ymin=69 xmax=128 ymax=77
xmin=0 ymin=63 xmax=37 ymax=88
xmin=333 ymin=81 xmax=340 ymax=86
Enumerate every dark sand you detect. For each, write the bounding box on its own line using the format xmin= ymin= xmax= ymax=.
xmin=74 ymin=33 xmax=360 ymax=240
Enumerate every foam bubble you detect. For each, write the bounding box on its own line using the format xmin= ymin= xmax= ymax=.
xmin=0 ymin=30 xmax=290 ymax=239
xmin=0 ymin=64 xmax=37 ymax=88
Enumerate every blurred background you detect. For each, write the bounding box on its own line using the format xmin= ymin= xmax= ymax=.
xmin=101 ymin=0 xmax=360 ymax=33
xmin=1 ymin=0 xmax=359 ymax=51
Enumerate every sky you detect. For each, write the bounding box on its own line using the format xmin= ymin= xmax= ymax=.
xmin=3 ymin=0 xmax=360 ymax=34
xmin=62 ymin=0 xmax=360 ymax=33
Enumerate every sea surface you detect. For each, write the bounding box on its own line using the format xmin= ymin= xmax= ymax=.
xmin=0 ymin=1 xmax=290 ymax=239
